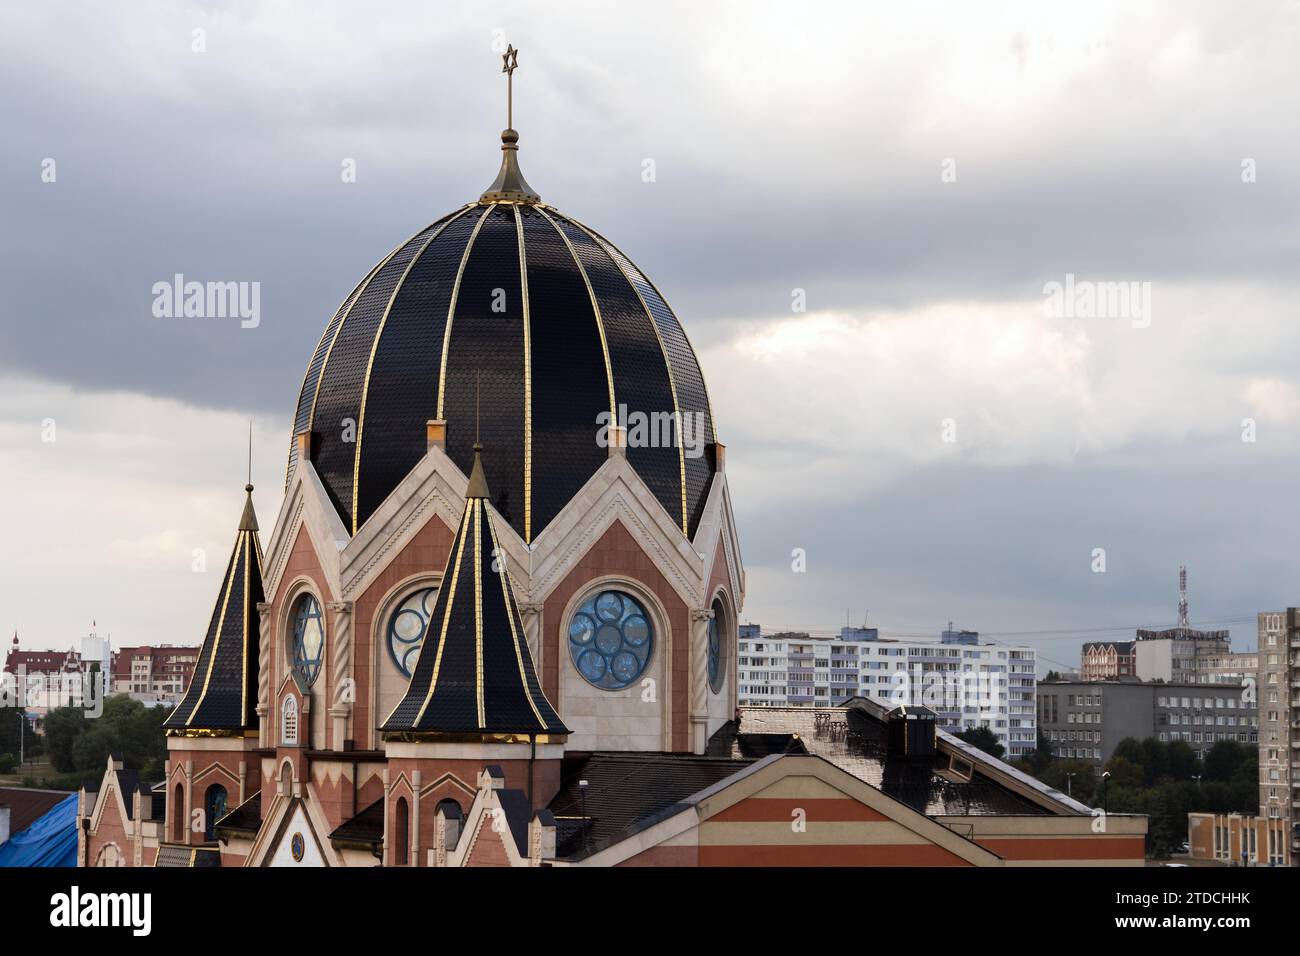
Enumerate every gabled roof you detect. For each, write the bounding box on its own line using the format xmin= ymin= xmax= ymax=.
xmin=214 ymin=791 xmax=263 ymax=837
xmin=707 ymin=700 xmax=1082 ymax=816
xmin=329 ymin=798 xmax=384 ymax=849
xmin=0 ymin=787 xmax=72 ymax=835
xmin=164 ymin=485 xmax=265 ymax=734
xmin=382 ymin=448 xmax=567 ymax=739
xmin=548 ymin=752 xmax=755 ymax=860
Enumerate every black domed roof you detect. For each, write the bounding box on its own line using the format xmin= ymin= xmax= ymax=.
xmin=287 ymin=174 xmax=717 ymax=542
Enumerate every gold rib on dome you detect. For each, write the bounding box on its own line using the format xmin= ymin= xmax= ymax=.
xmin=513 ymin=206 xmax=534 ymax=542
xmin=564 ymin=214 xmax=689 ymax=536
xmin=351 ymin=206 xmax=476 ymax=533
xmin=536 ymin=206 xmax=617 ymax=437
xmin=435 ymin=207 xmax=492 ymax=421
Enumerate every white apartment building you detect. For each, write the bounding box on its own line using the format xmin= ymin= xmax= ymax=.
xmin=737 ymin=625 xmax=1038 ymax=760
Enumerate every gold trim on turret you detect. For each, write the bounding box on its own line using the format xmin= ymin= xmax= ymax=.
xmin=351 ymin=207 xmax=476 ymax=533
xmin=486 ymin=508 xmax=547 ymax=727
xmin=409 ymin=504 xmax=472 ymax=727
xmin=183 ymin=530 xmax=244 ymax=726
xmin=474 ymin=499 xmax=486 ymax=729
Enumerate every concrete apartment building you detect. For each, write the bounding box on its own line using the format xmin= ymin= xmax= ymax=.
xmin=1257 ymin=609 xmax=1300 ymax=864
xmin=737 ymin=624 xmax=1037 ymax=760
xmin=1188 ymin=812 xmax=1289 ymax=867
xmin=1081 ymin=641 xmax=1135 ymax=681
xmin=1037 ymin=680 xmax=1258 ymax=768
xmin=111 ymin=645 xmax=199 ymax=704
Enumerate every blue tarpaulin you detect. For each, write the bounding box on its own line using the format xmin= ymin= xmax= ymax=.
xmin=0 ymin=793 xmax=78 ymax=867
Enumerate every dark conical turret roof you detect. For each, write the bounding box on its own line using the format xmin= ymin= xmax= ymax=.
xmin=165 ymin=485 xmax=264 ymax=734
xmin=383 ymin=456 xmax=567 ymax=740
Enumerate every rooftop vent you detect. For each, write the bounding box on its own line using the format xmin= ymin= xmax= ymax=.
xmin=885 ymin=705 xmax=937 ymax=760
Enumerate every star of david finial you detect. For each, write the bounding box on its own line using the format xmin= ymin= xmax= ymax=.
xmin=501 ymin=45 xmax=520 ymax=129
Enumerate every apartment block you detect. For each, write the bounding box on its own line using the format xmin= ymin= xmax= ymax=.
xmin=1037 ymin=680 xmax=1258 ymax=768
xmin=1256 ymin=609 xmax=1300 ymax=864
xmin=737 ymin=625 xmax=1037 ymax=759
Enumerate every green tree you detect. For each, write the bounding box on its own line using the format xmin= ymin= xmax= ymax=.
xmin=1103 ymin=754 xmax=1144 ymax=789
xmin=955 ymin=725 xmax=1005 ymax=760
xmin=1166 ymin=740 xmax=1201 ymax=780
xmin=1203 ymin=740 xmax=1245 ymax=782
xmin=1040 ymin=759 xmax=1098 ymax=803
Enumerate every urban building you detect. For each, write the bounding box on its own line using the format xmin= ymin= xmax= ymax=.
xmin=1187 ymin=811 xmax=1288 ymax=867
xmin=1256 ymin=609 xmax=1299 ymax=864
xmin=1037 ymin=680 xmax=1257 ymax=768
xmin=1132 ymin=567 xmax=1239 ymax=684
xmin=737 ymin=625 xmax=1037 ymax=759
xmin=76 ymin=62 xmax=1142 ymax=866
xmin=111 ymin=645 xmax=199 ymax=704
xmin=2 ymin=629 xmax=109 ymax=716
xmin=1081 ymin=641 xmax=1136 ymax=681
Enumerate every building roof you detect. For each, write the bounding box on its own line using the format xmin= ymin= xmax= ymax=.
xmin=285 ymin=129 xmax=717 ymax=542
xmin=382 ymin=456 xmax=567 ymax=739
xmin=155 ymin=844 xmax=221 ymax=867
xmin=707 ymin=700 xmax=1076 ymax=817
xmin=329 ymin=798 xmax=384 ymax=848
xmin=0 ymin=787 xmax=73 ymax=835
xmin=214 ymin=792 xmax=263 ymax=837
xmin=547 ymin=752 xmax=756 ymax=860
xmin=163 ymin=485 xmax=264 ymax=733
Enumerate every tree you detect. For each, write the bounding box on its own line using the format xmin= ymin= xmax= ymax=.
xmin=1166 ymin=740 xmax=1201 ymax=780
xmin=1025 ymin=729 xmax=1055 ymax=775
xmin=1103 ymin=755 xmax=1144 ymax=789
xmin=1203 ymin=740 xmax=1245 ymax=782
xmin=1041 ymin=759 xmax=1098 ymax=803
xmin=38 ymin=695 xmax=169 ymax=781
xmin=954 ymin=725 xmax=1005 ymax=760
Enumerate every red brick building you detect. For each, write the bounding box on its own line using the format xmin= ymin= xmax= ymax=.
xmin=80 ymin=75 xmax=1145 ymax=868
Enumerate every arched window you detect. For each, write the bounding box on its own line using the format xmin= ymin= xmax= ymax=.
xmin=281 ymin=695 xmax=299 ymax=746
xmin=708 ymin=597 xmax=728 ymax=694
xmin=95 ymin=843 xmax=121 ymax=867
xmin=568 ymin=589 xmax=654 ymax=690
xmin=204 ymin=784 xmax=228 ymax=841
xmin=436 ymin=798 xmax=463 ymax=850
xmin=172 ymin=783 xmax=185 ymax=842
xmin=387 ymin=586 xmax=437 ymax=678
xmin=279 ymin=760 xmax=294 ymax=798
xmin=394 ymin=796 xmax=410 ymax=866
xmin=291 ymin=593 xmax=325 ymax=686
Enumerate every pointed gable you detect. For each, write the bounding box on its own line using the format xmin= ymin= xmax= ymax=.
xmin=383 ymin=446 xmax=567 ymax=739
xmin=164 ymin=485 xmax=265 ymax=734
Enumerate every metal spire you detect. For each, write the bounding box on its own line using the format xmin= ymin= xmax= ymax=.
xmin=1177 ymin=565 xmax=1189 ymax=627
xmin=480 ymin=44 xmax=540 ymax=204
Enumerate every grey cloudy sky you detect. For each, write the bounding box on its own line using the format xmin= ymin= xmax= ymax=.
xmin=3 ymin=1 xmax=1299 ymax=667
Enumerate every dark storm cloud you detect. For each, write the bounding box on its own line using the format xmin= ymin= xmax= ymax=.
xmin=2 ymin=2 xmax=1299 ymax=414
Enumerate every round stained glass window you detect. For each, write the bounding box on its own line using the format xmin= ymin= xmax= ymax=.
xmin=387 ymin=586 xmax=437 ymax=678
xmin=568 ymin=590 xmax=653 ymax=690
xmin=291 ymin=594 xmax=325 ymax=687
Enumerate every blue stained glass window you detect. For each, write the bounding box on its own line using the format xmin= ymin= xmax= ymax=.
xmin=292 ymin=594 xmax=325 ymax=687
xmin=707 ymin=598 xmax=727 ymax=694
xmin=204 ymin=784 xmax=227 ymax=841
xmin=568 ymin=590 xmax=653 ymax=690
xmin=387 ymin=587 xmax=437 ymax=679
